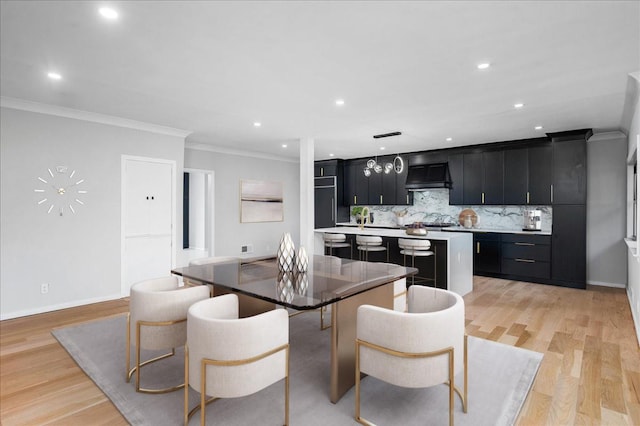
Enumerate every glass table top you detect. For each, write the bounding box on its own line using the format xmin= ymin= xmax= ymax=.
xmin=171 ymin=255 xmax=417 ymax=310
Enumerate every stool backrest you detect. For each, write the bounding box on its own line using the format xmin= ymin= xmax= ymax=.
xmin=356 ymin=235 xmax=382 ymax=246
xmin=398 ymin=238 xmax=431 ymax=251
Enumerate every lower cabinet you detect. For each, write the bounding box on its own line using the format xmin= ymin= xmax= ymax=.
xmin=551 ymin=205 xmax=586 ymax=288
xmin=474 ymin=233 xmax=501 ymax=274
xmin=501 ymin=234 xmax=551 ymax=280
xmin=473 ymin=232 xmax=552 ymax=284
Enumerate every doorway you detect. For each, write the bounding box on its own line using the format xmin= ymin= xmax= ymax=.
xmin=179 ymin=169 xmax=215 ymax=266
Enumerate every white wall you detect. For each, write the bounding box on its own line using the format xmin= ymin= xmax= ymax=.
xmin=586 ymin=135 xmax=628 ymax=287
xmin=624 ymin=73 xmax=640 ymax=344
xmin=184 ymin=148 xmax=300 ymax=258
xmin=0 ymin=106 xmax=185 ymax=319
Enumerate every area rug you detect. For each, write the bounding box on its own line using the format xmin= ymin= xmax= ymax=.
xmin=53 ymin=312 xmax=542 ymax=426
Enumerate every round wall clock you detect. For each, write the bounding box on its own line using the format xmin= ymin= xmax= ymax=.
xmin=34 ymin=165 xmax=87 ymax=216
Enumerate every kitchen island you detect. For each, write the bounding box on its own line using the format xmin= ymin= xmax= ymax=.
xmin=314 ymin=226 xmax=473 ymax=296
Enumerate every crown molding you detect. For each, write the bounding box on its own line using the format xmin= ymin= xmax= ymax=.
xmin=588 ymin=130 xmax=627 ymax=142
xmin=185 ymin=141 xmax=299 ymax=163
xmin=0 ymin=96 xmax=192 ymax=138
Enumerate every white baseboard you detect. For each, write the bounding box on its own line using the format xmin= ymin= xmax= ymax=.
xmin=587 ymin=280 xmax=626 ymax=289
xmin=0 ymin=293 xmax=123 ymax=321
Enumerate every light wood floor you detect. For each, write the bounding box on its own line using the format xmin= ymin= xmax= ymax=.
xmin=1 ymin=277 xmax=638 ymax=425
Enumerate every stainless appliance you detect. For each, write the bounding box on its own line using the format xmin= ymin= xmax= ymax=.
xmin=523 ymin=209 xmax=542 ymax=231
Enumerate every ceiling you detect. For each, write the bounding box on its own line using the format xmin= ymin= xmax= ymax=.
xmin=1 ymin=1 xmax=639 ymax=161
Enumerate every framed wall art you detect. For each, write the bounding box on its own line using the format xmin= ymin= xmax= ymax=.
xmin=240 ymin=180 xmax=284 ymax=223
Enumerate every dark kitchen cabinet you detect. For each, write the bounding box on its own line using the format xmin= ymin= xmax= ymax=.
xmin=528 ymin=144 xmax=553 ymax=204
xmin=551 ymin=205 xmax=586 ymax=288
xmin=550 ymin=130 xmax=591 ymax=205
xmin=368 ymin=155 xmax=396 ymax=205
xmin=473 ymin=232 xmax=501 ymax=275
xmin=344 ymin=159 xmax=369 ymax=205
xmin=501 ymin=233 xmax=551 ymax=280
xmin=503 ymin=148 xmax=528 ymax=205
xmin=504 ymin=144 xmax=553 ymax=205
xmin=395 ymin=155 xmax=413 ymax=205
xmin=314 ymin=178 xmax=336 ymax=228
xmin=448 ymin=153 xmax=464 ymax=205
xmin=314 ymin=160 xmax=339 ymax=178
xmin=463 ymin=151 xmax=504 ymax=205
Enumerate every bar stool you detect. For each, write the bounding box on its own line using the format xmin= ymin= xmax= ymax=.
xmin=356 ymin=235 xmax=388 ymax=262
xmin=323 ymin=233 xmax=352 ymax=259
xmin=398 ymin=238 xmax=436 ymax=286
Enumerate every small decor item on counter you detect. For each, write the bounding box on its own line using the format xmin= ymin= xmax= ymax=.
xmin=295 ymin=247 xmax=309 ymax=273
xmin=405 ymin=222 xmax=428 ymax=236
xmin=458 ymin=209 xmax=478 ymax=228
xmin=276 ymin=232 xmax=296 ymax=272
xmin=352 ymin=206 xmax=365 ymax=223
xmin=394 ymin=209 xmax=408 ymax=226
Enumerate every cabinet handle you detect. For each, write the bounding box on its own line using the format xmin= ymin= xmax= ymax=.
xmin=527 ymin=192 xmax=530 ymax=204
xmin=515 ymin=242 xmax=535 ymax=246
xmin=482 ymin=192 xmax=485 ymax=204
xmin=354 ymin=195 xmax=357 ymax=205
xmin=380 ymin=195 xmax=383 ymax=204
xmin=515 ymin=258 xmax=535 ymax=263
xmin=476 ymin=242 xmax=480 ymax=253
xmin=321 ymin=167 xmax=324 ymax=177
xmin=331 ymin=198 xmax=334 ymax=221
xmin=550 ymin=184 xmax=553 ymax=203
xmin=406 ymin=194 xmax=409 ymax=204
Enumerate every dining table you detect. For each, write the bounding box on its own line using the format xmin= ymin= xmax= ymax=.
xmin=171 ymin=254 xmax=417 ymax=403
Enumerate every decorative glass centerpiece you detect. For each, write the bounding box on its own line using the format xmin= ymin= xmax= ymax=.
xmin=295 ymin=247 xmax=308 ymax=273
xmin=276 ymin=232 xmax=296 ymax=272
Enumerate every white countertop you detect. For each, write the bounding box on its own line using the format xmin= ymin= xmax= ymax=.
xmin=334 ymin=222 xmax=552 ymax=236
xmin=445 ymin=227 xmax=552 ymax=236
xmin=316 ymin=226 xmax=470 ymax=241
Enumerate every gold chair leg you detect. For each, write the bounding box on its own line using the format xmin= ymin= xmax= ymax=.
xmin=126 ymin=313 xmax=131 ymax=382
xmin=129 ymin=319 xmax=186 ymax=394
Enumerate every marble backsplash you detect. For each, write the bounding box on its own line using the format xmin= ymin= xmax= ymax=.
xmin=349 ymin=189 xmax=553 ymax=231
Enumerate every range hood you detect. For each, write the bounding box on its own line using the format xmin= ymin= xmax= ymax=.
xmin=405 ymin=162 xmax=452 ymax=190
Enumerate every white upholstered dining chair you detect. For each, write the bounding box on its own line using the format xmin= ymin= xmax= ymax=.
xmin=184 ymin=293 xmax=290 ymax=426
xmin=126 ymin=276 xmax=210 ymax=394
xmin=355 ymin=285 xmax=468 ymax=426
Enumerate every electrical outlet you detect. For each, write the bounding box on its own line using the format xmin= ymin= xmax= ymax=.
xmin=40 ymin=283 xmax=49 ymax=294
xmin=241 ymin=244 xmax=253 ymax=254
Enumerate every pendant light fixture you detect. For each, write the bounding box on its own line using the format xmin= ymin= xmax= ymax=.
xmin=364 ymin=132 xmax=404 ymax=177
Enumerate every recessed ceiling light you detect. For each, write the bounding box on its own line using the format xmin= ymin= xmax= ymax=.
xmin=514 ymin=103 xmax=524 ymax=109
xmin=477 ymin=63 xmax=491 ymax=70
xmin=99 ymin=7 xmax=118 ymax=20
xmin=329 ymin=153 xmax=335 ymax=157
xmin=534 ymin=126 xmax=543 ymax=130
xmin=253 ymin=122 xmax=261 ymax=127
xmin=47 ymin=72 xmax=62 ymax=80
xmin=380 ymin=147 xmax=385 ymax=151
xmin=282 ymin=144 xmax=287 ymax=148
xmin=335 ymin=99 xmax=345 ymax=106
xmin=446 ymin=137 xmax=453 ymax=142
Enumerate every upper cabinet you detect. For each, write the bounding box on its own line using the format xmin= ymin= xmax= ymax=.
xmin=447 ymin=153 xmax=464 ymax=205
xmin=395 ymin=156 xmax=413 ymax=205
xmin=344 ymin=159 xmax=368 ymax=205
xmin=342 ymin=155 xmax=413 ymax=206
xmin=462 ymin=151 xmax=504 ymax=205
xmin=367 ymin=155 xmax=397 ymax=205
xmin=549 ymin=130 xmax=591 ymax=205
xmin=504 ymin=144 xmax=553 ymax=205
xmin=314 ymin=159 xmax=339 ymax=177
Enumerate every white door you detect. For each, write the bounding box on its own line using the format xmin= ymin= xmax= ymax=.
xmin=122 ymin=157 xmax=175 ymax=295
